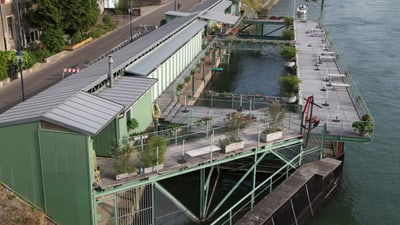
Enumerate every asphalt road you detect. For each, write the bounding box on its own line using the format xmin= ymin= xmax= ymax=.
xmin=0 ymin=0 xmax=200 ymax=113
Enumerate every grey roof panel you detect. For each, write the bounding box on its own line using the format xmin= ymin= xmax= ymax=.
xmin=97 ymin=76 xmax=157 ymax=108
xmin=200 ymin=11 xmax=239 ymax=25
xmin=0 ymin=0 xmax=223 ymax=131
xmin=43 ymin=92 xmax=124 ymax=136
xmin=125 ymin=20 xmax=208 ymax=76
xmin=210 ymin=0 xmax=232 ymax=12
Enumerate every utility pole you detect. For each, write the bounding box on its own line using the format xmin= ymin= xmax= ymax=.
xmin=0 ymin=3 xmax=7 ymax=50
xmin=128 ymin=0 xmax=133 ymax=42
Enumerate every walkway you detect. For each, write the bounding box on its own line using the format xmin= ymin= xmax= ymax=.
xmin=295 ymin=20 xmax=364 ymax=139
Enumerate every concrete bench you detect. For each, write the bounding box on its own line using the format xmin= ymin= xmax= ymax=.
xmin=321 ymin=51 xmax=336 ymax=56
xmin=185 ymin=145 xmax=221 ymax=158
xmin=325 ymin=73 xmax=346 ymax=86
xmin=319 ymin=55 xmax=336 ymax=63
xmin=331 ymin=83 xmax=350 ymax=90
xmin=328 ymin=73 xmax=345 ymax=78
xmin=311 ymin=29 xmax=325 ymax=37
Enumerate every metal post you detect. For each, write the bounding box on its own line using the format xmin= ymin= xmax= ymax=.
xmin=129 ymin=0 xmax=133 ymax=42
xmin=0 ymin=3 xmax=7 ymax=49
xmin=199 ymin=168 xmax=205 ymax=219
xmin=18 ymin=60 xmax=25 ymax=101
xmin=191 ymin=74 xmax=195 ymax=99
xmin=15 ymin=51 xmax=25 ymax=101
xmin=108 ymin=55 xmax=114 ymax=88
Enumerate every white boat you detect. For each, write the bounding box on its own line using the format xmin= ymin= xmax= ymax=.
xmin=297 ymin=4 xmax=308 ymax=15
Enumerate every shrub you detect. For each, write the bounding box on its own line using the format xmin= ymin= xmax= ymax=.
xmin=281 ymin=45 xmax=296 ymax=61
xmin=279 ymin=73 xmax=301 ymax=97
xmin=282 ymin=29 xmax=294 ymax=40
xmin=140 ymin=136 xmax=168 ymax=167
xmin=40 ymin=28 xmax=64 ymax=53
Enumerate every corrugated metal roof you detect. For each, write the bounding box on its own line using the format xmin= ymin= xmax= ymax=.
xmin=125 ymin=20 xmax=208 ymax=76
xmin=0 ymin=0 xmax=225 ymax=134
xmin=200 ymin=11 xmax=239 ymax=25
xmin=165 ymin=11 xmax=193 ymax=17
xmin=97 ymin=76 xmax=157 ymax=108
xmin=210 ymin=0 xmax=232 ymax=12
xmin=43 ymin=91 xmax=124 ymax=136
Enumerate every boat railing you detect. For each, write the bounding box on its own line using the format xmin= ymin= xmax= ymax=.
xmin=317 ymin=19 xmax=373 ymax=120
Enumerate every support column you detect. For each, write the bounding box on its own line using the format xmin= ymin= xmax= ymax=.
xmin=199 ymin=168 xmax=206 ymax=220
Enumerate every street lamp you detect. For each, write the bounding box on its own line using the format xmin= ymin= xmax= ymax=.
xmin=128 ymin=0 xmax=133 ymax=42
xmin=15 ymin=50 xmax=25 ymax=101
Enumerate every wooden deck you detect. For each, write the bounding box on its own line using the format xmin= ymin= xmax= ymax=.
xmin=96 ymin=107 xmax=302 ymax=189
xmin=295 ymin=20 xmax=361 ymax=138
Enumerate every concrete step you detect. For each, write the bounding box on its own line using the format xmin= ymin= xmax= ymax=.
xmin=164 ymin=102 xmax=182 ymax=122
xmin=160 ymin=100 xmax=176 ymax=119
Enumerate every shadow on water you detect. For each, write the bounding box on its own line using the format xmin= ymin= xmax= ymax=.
xmin=207 ymin=50 xmax=286 ymax=96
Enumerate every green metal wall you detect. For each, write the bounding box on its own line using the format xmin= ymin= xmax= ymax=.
xmin=38 ymin=130 xmax=94 ymax=225
xmin=93 ymin=119 xmax=118 ymax=156
xmin=131 ymin=91 xmax=154 ymax=132
xmin=120 ymin=91 xmax=154 ymax=139
xmin=149 ymin=31 xmax=203 ymax=101
xmin=0 ymin=122 xmax=44 ymax=209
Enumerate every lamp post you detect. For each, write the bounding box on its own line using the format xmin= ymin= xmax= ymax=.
xmin=128 ymin=0 xmax=133 ymax=42
xmin=15 ymin=50 xmax=25 ymax=101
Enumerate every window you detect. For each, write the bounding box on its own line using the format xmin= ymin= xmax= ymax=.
xmin=7 ymin=17 xmax=13 ymax=39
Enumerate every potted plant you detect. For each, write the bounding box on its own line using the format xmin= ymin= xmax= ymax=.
xmin=139 ymin=136 xmax=168 ymax=173
xmin=352 ymin=114 xmax=373 ymax=137
xmin=168 ymin=123 xmax=183 ymax=136
xmin=281 ymin=45 xmax=296 ymax=62
xmin=279 ymin=73 xmax=301 ymax=103
xmin=219 ymin=112 xmax=248 ymax=153
xmin=110 ymin=140 xmax=137 ymax=180
xmin=261 ymin=100 xmax=287 ymax=142
xmin=127 ymin=118 xmax=139 ymax=131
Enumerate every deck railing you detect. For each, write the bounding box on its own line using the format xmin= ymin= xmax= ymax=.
xmin=209 ymin=145 xmax=321 ymax=225
xmin=317 ymin=19 xmax=373 ymax=120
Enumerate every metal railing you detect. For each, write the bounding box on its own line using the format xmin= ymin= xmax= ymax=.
xmin=209 ymin=144 xmax=321 ymax=225
xmin=317 ymin=19 xmax=373 ymax=120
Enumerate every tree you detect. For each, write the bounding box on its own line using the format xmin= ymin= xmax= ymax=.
xmin=25 ymin=0 xmax=63 ymax=30
xmin=25 ymin=0 xmax=99 ymax=50
xmin=62 ymin=0 xmax=99 ymax=35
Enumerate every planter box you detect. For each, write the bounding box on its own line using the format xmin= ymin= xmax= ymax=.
xmin=282 ymin=96 xmax=297 ymax=103
xmin=223 ymin=141 xmax=244 ymax=153
xmin=132 ymin=134 xmax=148 ymax=142
xmin=115 ymin=172 xmax=137 ymax=180
xmin=260 ymin=131 xmax=283 ymax=143
xmin=64 ymin=37 xmax=93 ymax=51
xmin=144 ymin=164 xmax=164 ymax=174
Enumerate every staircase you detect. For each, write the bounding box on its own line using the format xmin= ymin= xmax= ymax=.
xmin=160 ymin=101 xmax=182 ymax=123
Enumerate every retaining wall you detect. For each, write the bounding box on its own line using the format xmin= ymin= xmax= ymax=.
xmin=235 ymin=158 xmax=343 ymax=225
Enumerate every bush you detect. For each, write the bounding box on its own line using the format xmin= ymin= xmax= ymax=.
xmin=0 ymin=51 xmax=15 ymax=80
xmin=140 ymin=136 xmax=167 ymax=167
xmin=282 ymin=29 xmax=294 ymax=40
xmin=284 ymin=17 xmax=294 ymax=28
xmin=279 ymin=73 xmax=301 ymax=97
xmin=184 ymin=76 xmax=191 ymax=83
xmin=281 ymin=45 xmax=296 ymax=61
xmin=40 ymin=28 xmax=65 ymax=54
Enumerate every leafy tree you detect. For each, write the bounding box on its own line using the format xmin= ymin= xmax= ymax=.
xmin=24 ymin=0 xmax=63 ymax=30
xmin=62 ymin=0 xmax=99 ymax=35
xmin=25 ymin=0 xmax=99 ymax=50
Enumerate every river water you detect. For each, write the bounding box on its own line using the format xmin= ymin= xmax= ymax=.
xmin=208 ymin=0 xmax=400 ymax=224
xmin=268 ymin=0 xmax=400 ymax=224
